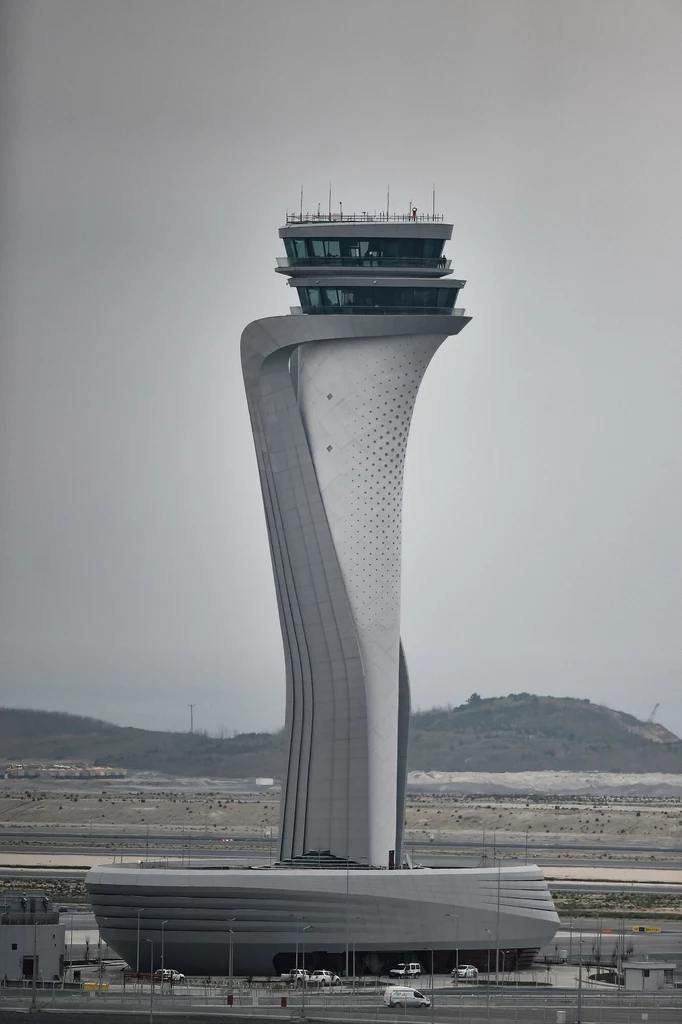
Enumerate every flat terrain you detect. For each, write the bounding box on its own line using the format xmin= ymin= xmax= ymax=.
xmin=2 ymin=778 xmax=682 ymax=918
xmin=2 ymin=783 xmax=681 ymax=856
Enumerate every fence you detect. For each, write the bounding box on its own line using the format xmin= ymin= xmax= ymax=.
xmin=2 ymin=979 xmax=681 ymax=1023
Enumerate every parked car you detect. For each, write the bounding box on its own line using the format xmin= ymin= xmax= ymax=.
xmin=383 ymin=986 xmax=430 ymax=1008
xmin=452 ymin=964 xmax=478 ymax=980
xmin=308 ymin=969 xmax=341 ymax=986
xmin=288 ymin=968 xmax=310 ymax=983
xmin=155 ymin=969 xmax=185 ymax=982
xmin=389 ymin=962 xmax=422 ymax=979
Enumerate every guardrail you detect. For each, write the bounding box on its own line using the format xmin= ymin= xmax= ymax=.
xmin=286 ymin=212 xmax=446 ymax=225
xmin=2 ymin=980 xmax=681 ymax=1023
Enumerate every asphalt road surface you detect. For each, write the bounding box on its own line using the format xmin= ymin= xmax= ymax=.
xmin=2 ymin=997 xmax=681 ymax=1024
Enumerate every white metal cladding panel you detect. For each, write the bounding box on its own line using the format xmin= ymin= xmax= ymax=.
xmin=296 ymin=334 xmax=444 ymax=867
xmin=87 ymin=864 xmax=559 ymax=958
xmin=241 ymin=314 xmax=470 ymax=868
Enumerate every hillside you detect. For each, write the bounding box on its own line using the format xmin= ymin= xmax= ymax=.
xmin=408 ymin=694 xmax=682 ymax=773
xmin=0 ymin=708 xmax=283 ymax=778
xmin=1 ymin=695 xmax=680 ymax=778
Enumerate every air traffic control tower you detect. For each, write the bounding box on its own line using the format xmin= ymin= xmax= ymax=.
xmin=241 ymin=209 xmax=471 ymax=870
xmin=87 ymin=210 xmax=558 ymax=977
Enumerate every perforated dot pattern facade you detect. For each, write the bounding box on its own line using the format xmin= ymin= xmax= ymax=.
xmin=296 ymin=333 xmax=444 ymax=866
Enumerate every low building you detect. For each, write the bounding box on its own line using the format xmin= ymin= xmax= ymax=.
xmin=0 ymin=890 xmax=66 ymax=982
xmin=623 ymin=961 xmax=678 ymax=992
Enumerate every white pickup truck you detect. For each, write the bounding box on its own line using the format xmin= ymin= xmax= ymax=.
xmin=283 ymin=969 xmax=309 ymax=984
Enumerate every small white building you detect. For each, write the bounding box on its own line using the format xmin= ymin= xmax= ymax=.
xmin=0 ymin=890 xmax=66 ymax=982
xmin=623 ymin=961 xmax=677 ymax=992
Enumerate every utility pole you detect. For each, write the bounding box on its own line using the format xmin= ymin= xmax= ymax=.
xmin=494 ymin=856 xmax=501 ymax=986
xmin=32 ymin=920 xmax=37 ymax=1010
xmin=187 ymin=704 xmax=195 ymax=734
xmin=145 ymin=939 xmax=154 ymax=1023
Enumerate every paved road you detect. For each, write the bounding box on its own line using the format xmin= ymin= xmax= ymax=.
xmin=2 ymin=995 xmax=681 ymax=1024
xmin=4 ymin=843 xmax=682 ymax=872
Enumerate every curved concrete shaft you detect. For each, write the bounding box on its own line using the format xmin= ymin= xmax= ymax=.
xmin=241 ymin=314 xmax=470 ymax=867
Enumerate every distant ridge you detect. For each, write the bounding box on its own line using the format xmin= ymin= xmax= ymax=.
xmin=0 ymin=695 xmax=680 ymax=778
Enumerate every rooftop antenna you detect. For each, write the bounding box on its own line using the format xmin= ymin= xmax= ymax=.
xmin=432 ymin=183 xmax=436 ymax=219
xmin=339 ymin=200 xmax=343 ymax=221
xmin=328 ymin=183 xmax=332 ymax=220
xmin=299 ymin=184 xmax=303 ymax=221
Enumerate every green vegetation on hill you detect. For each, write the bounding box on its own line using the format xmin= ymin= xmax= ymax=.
xmin=1 ymin=695 xmax=680 ymax=778
xmin=408 ymin=694 xmax=682 ymax=773
xmin=0 ymin=708 xmax=283 ymax=778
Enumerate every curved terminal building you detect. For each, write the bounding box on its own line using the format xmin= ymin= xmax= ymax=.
xmin=86 ymin=209 xmax=559 ymax=975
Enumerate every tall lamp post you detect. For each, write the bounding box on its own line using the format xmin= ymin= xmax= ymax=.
xmin=160 ymin=920 xmax=168 ymax=974
xmin=292 ymin=915 xmax=304 ymax=970
xmin=301 ymin=925 xmax=312 ymax=1013
xmin=445 ymin=914 xmax=459 ymax=984
xmin=494 ymin=857 xmax=502 ymax=987
xmin=136 ymin=909 xmax=143 ymax=974
xmin=576 ymin=934 xmax=583 ymax=1024
xmin=422 ymin=948 xmax=435 ymax=1024
xmin=223 ymin=916 xmax=237 ymax=995
xmin=145 ymin=938 xmax=154 ymax=1023
xmin=484 ymin=926 xmax=491 ymax=1017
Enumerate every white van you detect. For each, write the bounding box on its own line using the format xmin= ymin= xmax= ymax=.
xmin=383 ymin=985 xmax=431 ymax=1008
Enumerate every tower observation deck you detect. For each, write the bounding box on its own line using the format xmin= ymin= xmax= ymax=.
xmin=241 ymin=210 xmax=471 ymax=868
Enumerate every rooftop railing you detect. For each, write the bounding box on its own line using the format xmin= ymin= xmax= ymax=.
xmin=285 ymin=212 xmax=445 ymax=225
xmin=277 ymin=256 xmax=451 ymax=270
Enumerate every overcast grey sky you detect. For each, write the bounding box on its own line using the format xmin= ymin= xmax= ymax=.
xmin=1 ymin=0 xmax=681 ymax=741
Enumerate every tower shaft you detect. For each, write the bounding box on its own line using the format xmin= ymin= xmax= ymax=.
xmin=242 ymin=212 xmax=470 ymax=867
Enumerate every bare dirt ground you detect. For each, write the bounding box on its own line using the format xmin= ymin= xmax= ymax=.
xmin=1 ymin=783 xmax=681 ymax=857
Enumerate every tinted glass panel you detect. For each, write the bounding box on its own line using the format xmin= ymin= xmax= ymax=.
xmin=284 ymin=238 xmax=445 ymax=261
xmin=296 ymin=285 xmax=457 ymax=313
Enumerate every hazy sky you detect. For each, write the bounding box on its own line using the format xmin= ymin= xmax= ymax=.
xmin=1 ymin=0 xmax=681 ymax=741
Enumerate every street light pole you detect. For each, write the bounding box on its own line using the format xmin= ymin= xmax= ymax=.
xmin=445 ymin=914 xmax=459 ymax=985
xmin=292 ymin=914 xmax=304 ymax=971
xmin=301 ymin=925 xmax=312 ymax=1013
xmin=484 ymin=926 xmax=491 ymax=1018
xmin=495 ymin=857 xmax=501 ymax=987
xmin=160 ymin=920 xmax=168 ymax=974
xmin=227 ymin=917 xmax=236 ymax=994
xmin=145 ymin=938 xmax=154 ymax=1023
xmin=576 ymin=932 xmax=583 ymax=1024
xmin=136 ymin=909 xmax=143 ymax=974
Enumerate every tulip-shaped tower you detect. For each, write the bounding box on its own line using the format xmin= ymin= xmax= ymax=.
xmin=241 ymin=211 xmax=470 ymax=867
